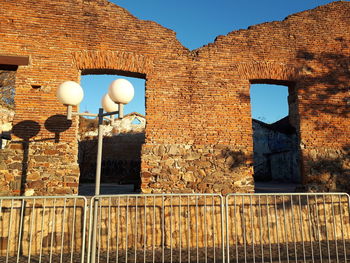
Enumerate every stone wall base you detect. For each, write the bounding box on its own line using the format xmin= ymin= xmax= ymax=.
xmin=141 ymin=144 xmax=255 ymax=194
xmin=0 ymin=141 xmax=80 ymax=196
xmin=301 ymin=147 xmax=350 ymax=193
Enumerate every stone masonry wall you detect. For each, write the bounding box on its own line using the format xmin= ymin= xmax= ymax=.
xmin=141 ymin=144 xmax=254 ymax=194
xmin=0 ymin=142 xmax=79 ymax=196
xmin=0 ymin=0 xmax=349 ymax=195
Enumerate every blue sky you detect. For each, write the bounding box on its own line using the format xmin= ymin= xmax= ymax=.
xmin=80 ymin=0 xmax=337 ymax=123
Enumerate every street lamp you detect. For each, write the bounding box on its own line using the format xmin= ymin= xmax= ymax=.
xmin=56 ymin=78 xmax=134 ymax=263
xmin=56 ymin=78 xmax=134 ymax=194
xmin=57 ymin=81 xmax=84 ymax=120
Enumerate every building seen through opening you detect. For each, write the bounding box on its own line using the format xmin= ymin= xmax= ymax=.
xmin=250 ymin=83 xmax=301 ymax=192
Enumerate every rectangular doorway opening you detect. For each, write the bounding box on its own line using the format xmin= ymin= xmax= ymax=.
xmin=249 ymin=80 xmax=301 ymax=192
xmin=78 ymin=71 xmax=146 ymax=195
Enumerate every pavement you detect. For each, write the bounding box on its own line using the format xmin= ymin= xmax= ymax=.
xmin=254 ymin=181 xmax=301 ymax=193
xmin=78 ymin=183 xmax=136 ymax=196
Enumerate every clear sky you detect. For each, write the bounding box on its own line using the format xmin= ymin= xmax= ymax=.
xmin=80 ymin=0 xmax=338 ymax=123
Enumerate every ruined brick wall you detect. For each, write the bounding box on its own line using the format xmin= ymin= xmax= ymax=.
xmin=0 ymin=0 xmax=189 ymax=195
xmin=0 ymin=0 xmax=349 ymax=195
xmin=191 ymin=2 xmax=350 ymax=192
xmin=142 ymin=2 xmax=350 ymax=193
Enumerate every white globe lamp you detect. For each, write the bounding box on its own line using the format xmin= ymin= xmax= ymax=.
xmin=108 ymin=79 xmax=134 ymax=104
xmin=57 ymin=81 xmax=84 ymax=106
xmin=101 ymin=93 xmax=119 ymax=113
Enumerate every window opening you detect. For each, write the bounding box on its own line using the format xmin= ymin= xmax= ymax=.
xmin=0 ymin=69 xmax=16 ymax=149
xmin=78 ymin=73 xmax=146 ymax=195
xmin=250 ymin=83 xmax=301 ymax=193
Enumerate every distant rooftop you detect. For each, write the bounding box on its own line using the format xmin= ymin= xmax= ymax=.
xmin=253 ymin=116 xmax=296 ymax=135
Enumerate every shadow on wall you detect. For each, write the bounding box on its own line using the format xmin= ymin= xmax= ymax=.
xmin=10 ymin=115 xmax=72 ymax=195
xmin=296 ymin=50 xmax=349 ymax=121
xmin=8 ymin=115 xmax=144 ymax=194
xmin=300 ymin=144 xmax=350 ymax=192
xmin=44 ymin=115 xmax=72 ymax=143
xmin=296 ymin=50 xmax=349 ymax=191
xmin=12 ymin=120 xmax=40 ymax=195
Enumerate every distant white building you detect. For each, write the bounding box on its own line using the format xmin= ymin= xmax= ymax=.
xmin=82 ymin=112 xmax=145 ymax=138
xmin=111 ymin=112 xmax=146 ymax=134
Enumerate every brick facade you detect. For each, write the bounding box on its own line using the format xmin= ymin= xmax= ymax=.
xmin=0 ymin=0 xmax=349 ymax=195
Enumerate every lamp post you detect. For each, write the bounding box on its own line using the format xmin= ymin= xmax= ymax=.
xmin=56 ymin=78 xmax=135 ymax=263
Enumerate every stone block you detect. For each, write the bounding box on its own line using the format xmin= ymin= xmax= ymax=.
xmin=27 ymin=180 xmax=45 ymax=189
xmin=9 ymin=180 xmax=20 ymax=190
xmin=8 ymin=162 xmax=22 ymax=170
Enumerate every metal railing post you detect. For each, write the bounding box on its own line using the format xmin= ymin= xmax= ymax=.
xmin=90 ymin=108 xmax=104 ymax=263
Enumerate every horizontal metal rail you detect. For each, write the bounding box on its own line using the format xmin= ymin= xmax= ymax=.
xmin=0 ymin=196 xmax=87 ymax=263
xmin=225 ymin=193 xmax=350 ymax=263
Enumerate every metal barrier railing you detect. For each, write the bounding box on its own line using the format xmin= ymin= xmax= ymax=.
xmin=88 ymin=194 xmax=225 ymax=263
xmin=0 ymin=196 xmax=87 ymax=263
xmin=225 ymin=193 xmax=350 ymax=263
xmin=1 ymin=193 xmax=349 ymax=263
